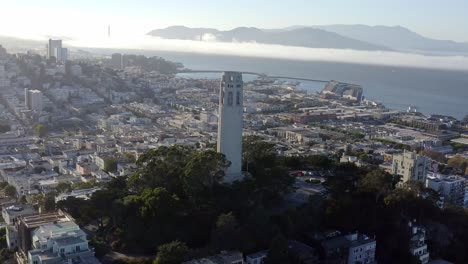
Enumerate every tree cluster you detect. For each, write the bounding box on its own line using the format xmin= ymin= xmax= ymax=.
xmin=57 ymin=139 xmax=295 ymax=259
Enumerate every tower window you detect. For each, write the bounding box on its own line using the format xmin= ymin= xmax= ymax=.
xmin=228 ymin=92 xmax=233 ymax=105
xmin=236 ymin=92 xmax=240 ymax=105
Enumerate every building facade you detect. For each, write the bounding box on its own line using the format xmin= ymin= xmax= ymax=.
xmin=47 ymin=39 xmax=67 ymax=62
xmin=217 ymin=72 xmax=244 ymax=183
xmin=25 ymin=89 xmax=43 ymax=112
xmin=322 ymin=233 xmax=376 ymax=264
xmin=409 ymin=223 xmax=430 ymax=264
xmin=111 ymin=53 xmax=123 ymax=70
xmin=392 ymin=151 xmax=430 ymax=183
xmin=426 ymin=172 xmax=465 ymax=207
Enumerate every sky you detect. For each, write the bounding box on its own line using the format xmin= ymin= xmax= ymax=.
xmin=1 ymin=0 xmax=468 ymax=42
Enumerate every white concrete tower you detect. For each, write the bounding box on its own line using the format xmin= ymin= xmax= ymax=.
xmin=217 ymin=71 xmax=244 ymax=183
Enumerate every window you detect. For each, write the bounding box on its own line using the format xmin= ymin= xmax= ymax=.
xmin=76 ymin=245 xmax=80 ymax=251
xmin=236 ymin=92 xmax=240 ymax=105
xmin=228 ymin=92 xmax=233 ymax=105
xmin=33 ymin=261 xmax=38 ymax=264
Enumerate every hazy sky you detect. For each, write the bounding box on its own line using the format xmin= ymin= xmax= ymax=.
xmin=1 ymin=0 xmax=468 ymax=42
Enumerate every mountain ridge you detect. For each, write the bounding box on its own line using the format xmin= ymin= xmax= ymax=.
xmin=147 ymin=26 xmax=391 ymax=51
xmin=147 ymin=25 xmax=468 ymax=54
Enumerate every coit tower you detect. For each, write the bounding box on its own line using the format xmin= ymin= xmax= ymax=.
xmin=217 ymin=72 xmax=244 ymax=183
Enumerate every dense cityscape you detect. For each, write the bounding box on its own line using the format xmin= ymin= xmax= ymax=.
xmin=0 ymin=31 xmax=467 ymax=264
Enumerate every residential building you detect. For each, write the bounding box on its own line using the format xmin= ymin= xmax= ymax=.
xmin=217 ymin=72 xmax=244 ymax=183
xmin=47 ymin=39 xmax=67 ymax=62
xmin=55 ymin=187 xmax=102 ymax=203
xmin=2 ymin=204 xmax=38 ymax=249
xmin=28 ymin=221 xmax=99 ymax=264
xmin=15 ymin=211 xmax=100 ymax=264
xmin=392 ymin=151 xmax=430 ymax=183
xmin=426 ymin=172 xmax=465 ymax=207
xmin=111 ymin=53 xmax=123 ymax=70
xmin=409 ymin=223 xmax=430 ymax=264
xmin=25 ymin=89 xmax=43 ymax=112
xmin=287 ymin=240 xmax=318 ymax=264
xmin=245 ymin=250 xmax=267 ymax=264
xmin=322 ymin=233 xmax=376 ymax=264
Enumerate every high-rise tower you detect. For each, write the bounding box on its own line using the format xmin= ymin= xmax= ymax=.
xmin=217 ymin=72 xmax=244 ymax=183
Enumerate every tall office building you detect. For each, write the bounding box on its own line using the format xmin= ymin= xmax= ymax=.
xmin=111 ymin=53 xmax=123 ymax=70
xmin=25 ymin=89 xmax=43 ymax=112
xmin=217 ymin=72 xmax=244 ymax=183
xmin=61 ymin=47 xmax=68 ymax=62
xmin=47 ymin=39 xmax=67 ymax=62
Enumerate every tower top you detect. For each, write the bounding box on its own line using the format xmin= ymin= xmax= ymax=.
xmin=222 ymin=71 xmax=243 ymax=82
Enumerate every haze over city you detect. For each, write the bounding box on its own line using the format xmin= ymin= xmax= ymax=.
xmin=0 ymin=1 xmax=468 ymax=264
xmin=2 ymin=0 xmax=468 ymax=71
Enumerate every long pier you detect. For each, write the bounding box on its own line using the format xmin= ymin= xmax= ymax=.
xmin=177 ymin=70 xmax=329 ymax=83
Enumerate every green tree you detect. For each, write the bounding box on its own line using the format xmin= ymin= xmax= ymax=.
xmin=56 ymin=182 xmax=72 ymax=194
xmin=104 ymin=158 xmax=118 ymax=172
xmin=421 ymin=150 xmax=446 ymax=163
xmin=34 ymin=124 xmax=48 ymax=137
xmin=359 ymin=169 xmax=395 ymax=202
xmin=183 ymin=150 xmax=230 ymax=199
xmin=153 ymin=241 xmax=190 ymax=264
xmin=0 ymin=123 xmax=10 ymax=133
xmin=211 ymin=212 xmax=240 ymax=250
xmin=137 ymin=188 xmax=179 ymax=219
xmin=243 ymin=135 xmax=276 ymax=171
xmin=4 ymin=185 xmax=16 ymax=198
xmin=448 ymin=155 xmax=468 ymax=172
xmin=123 ymin=152 xmax=136 ymax=163
xmin=43 ymin=193 xmax=56 ymax=212
xmin=130 ymin=145 xmax=196 ymax=194
xmin=19 ymin=195 xmax=28 ymax=204
xmin=264 ymin=234 xmax=290 ymax=264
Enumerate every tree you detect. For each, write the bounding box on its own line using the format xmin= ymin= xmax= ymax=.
xmin=130 ymin=145 xmax=196 ymax=194
xmin=211 ymin=212 xmax=240 ymax=250
xmin=34 ymin=124 xmax=48 ymax=137
xmin=243 ymin=136 xmax=276 ymax=171
xmin=43 ymin=193 xmax=56 ymax=212
xmin=421 ymin=150 xmax=446 ymax=163
xmin=0 ymin=123 xmax=10 ymax=133
xmin=123 ymin=152 xmax=136 ymax=163
xmin=137 ymin=188 xmax=179 ymax=219
xmin=56 ymin=182 xmax=72 ymax=194
xmin=183 ymin=150 xmax=230 ymax=199
xmin=104 ymin=158 xmax=118 ymax=173
xmin=264 ymin=234 xmax=290 ymax=264
xmin=448 ymin=156 xmax=468 ymax=173
xmin=19 ymin=195 xmax=27 ymax=204
xmin=153 ymin=241 xmax=190 ymax=264
xmin=4 ymin=185 xmax=16 ymax=198
xmin=359 ymin=169 xmax=395 ymax=202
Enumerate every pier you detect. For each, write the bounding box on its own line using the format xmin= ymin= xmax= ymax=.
xmin=177 ymin=70 xmax=329 ymax=83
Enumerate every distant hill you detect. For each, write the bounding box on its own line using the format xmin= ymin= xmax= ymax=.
xmin=148 ymin=25 xmax=468 ymax=55
xmin=147 ymin=26 xmax=390 ymax=51
xmin=311 ymin=25 xmax=468 ymax=54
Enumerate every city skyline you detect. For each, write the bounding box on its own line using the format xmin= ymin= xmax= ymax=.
xmin=1 ymin=0 xmax=468 ymax=42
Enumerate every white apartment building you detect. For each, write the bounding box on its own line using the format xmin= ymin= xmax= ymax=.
xmin=392 ymin=151 xmax=430 ymax=183
xmin=409 ymin=223 xmax=430 ymax=264
xmin=25 ymin=89 xmax=43 ymax=112
xmin=426 ymin=172 xmax=465 ymax=207
xmin=28 ymin=221 xmax=100 ymax=264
